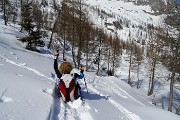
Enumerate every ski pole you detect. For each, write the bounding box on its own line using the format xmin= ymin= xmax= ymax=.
xmin=84 ymin=77 xmax=88 ymax=93
xmin=80 ymin=66 xmax=88 ymax=93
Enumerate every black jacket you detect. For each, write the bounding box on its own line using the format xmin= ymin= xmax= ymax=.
xmin=54 ymin=59 xmax=62 ymax=79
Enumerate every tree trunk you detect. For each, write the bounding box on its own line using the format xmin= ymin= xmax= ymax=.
xmin=48 ymin=31 xmax=54 ymax=49
xmin=3 ymin=0 xmax=7 ymax=25
xmin=168 ymin=72 xmax=174 ymax=112
xmin=107 ymin=48 xmax=110 ymax=76
xmin=96 ymin=34 xmax=102 ymax=76
xmin=2 ymin=0 xmax=3 ymax=11
xmin=63 ymin=14 xmax=66 ymax=60
xmin=148 ymin=59 xmax=156 ymax=95
xmin=20 ymin=0 xmax=22 ymax=6
xmin=148 ymin=47 xmax=157 ymax=95
xmin=86 ymin=50 xmax=89 ymax=70
xmin=71 ymin=0 xmax=77 ymax=68
xmin=72 ymin=41 xmax=77 ymax=68
xmin=63 ymin=33 xmax=65 ymax=60
xmin=96 ymin=46 xmax=101 ymax=75
xmin=112 ymin=47 xmax=116 ymax=76
xmin=128 ymin=41 xmax=133 ymax=85
xmin=47 ymin=7 xmax=60 ymax=49
xmin=128 ymin=55 xmax=132 ymax=85
xmin=137 ymin=62 xmax=140 ymax=89
xmin=77 ymin=0 xmax=82 ymax=68
xmin=168 ymin=32 xmax=180 ymax=112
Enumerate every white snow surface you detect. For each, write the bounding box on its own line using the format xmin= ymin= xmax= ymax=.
xmin=0 ymin=12 xmax=180 ymax=120
xmin=84 ymin=0 xmax=163 ymax=41
xmin=0 ymin=0 xmax=180 ymax=120
xmin=86 ymin=0 xmax=160 ymax=24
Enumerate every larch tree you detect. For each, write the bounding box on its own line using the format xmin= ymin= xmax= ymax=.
xmin=147 ymin=30 xmax=160 ymax=96
xmin=164 ymin=0 xmax=180 ymax=112
xmin=111 ymin=34 xmax=122 ymax=75
xmin=134 ymin=43 xmax=144 ymax=89
xmin=127 ymin=30 xmax=134 ymax=86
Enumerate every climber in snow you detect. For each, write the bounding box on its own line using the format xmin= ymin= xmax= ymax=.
xmin=54 ymin=50 xmax=84 ymax=102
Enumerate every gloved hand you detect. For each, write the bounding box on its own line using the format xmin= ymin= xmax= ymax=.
xmin=79 ymin=66 xmax=84 ymax=73
xmin=54 ymin=49 xmax=59 ymax=59
xmin=74 ymin=73 xmax=79 ymax=79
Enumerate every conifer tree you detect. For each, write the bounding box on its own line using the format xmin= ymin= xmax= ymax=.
xmin=20 ymin=1 xmax=45 ymax=51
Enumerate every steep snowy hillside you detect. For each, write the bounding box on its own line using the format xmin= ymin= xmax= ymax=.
xmin=84 ymin=1 xmax=180 ymax=115
xmin=86 ymin=0 xmax=161 ymax=25
xmin=0 ymin=12 xmax=180 ymax=120
xmin=84 ymin=0 xmax=163 ymax=41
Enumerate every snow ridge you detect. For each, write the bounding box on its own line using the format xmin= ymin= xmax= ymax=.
xmin=0 ymin=54 xmax=55 ymax=82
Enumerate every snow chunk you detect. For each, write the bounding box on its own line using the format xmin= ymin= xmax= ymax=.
xmin=16 ymin=74 xmax=23 ymax=77
xmin=94 ymin=108 xmax=99 ymax=113
xmin=42 ymin=88 xmax=53 ymax=95
xmin=19 ymin=63 xmax=27 ymax=66
xmin=0 ymin=96 xmax=13 ymax=103
xmin=9 ymin=52 xmax=16 ymax=55
xmin=67 ymin=98 xmax=83 ymax=109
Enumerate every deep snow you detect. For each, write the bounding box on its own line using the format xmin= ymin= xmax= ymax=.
xmin=0 ymin=11 xmax=180 ymax=120
xmin=85 ymin=0 xmax=163 ymax=42
xmin=1 ymin=0 xmax=180 ymax=119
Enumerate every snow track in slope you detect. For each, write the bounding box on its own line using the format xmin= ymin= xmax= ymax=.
xmin=47 ymin=95 xmax=61 ymax=120
xmin=86 ymin=74 xmax=145 ymax=106
xmin=85 ymin=74 xmax=141 ymax=120
xmin=88 ymin=84 xmax=141 ymax=120
xmin=0 ymin=54 xmax=55 ymax=82
xmin=103 ymin=77 xmax=146 ymax=106
xmin=58 ymin=96 xmax=92 ymax=120
xmin=0 ymin=54 xmax=93 ymax=120
xmin=47 ymin=84 xmax=93 ymax=120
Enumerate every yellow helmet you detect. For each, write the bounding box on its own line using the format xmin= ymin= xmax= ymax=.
xmin=59 ymin=61 xmax=73 ymax=74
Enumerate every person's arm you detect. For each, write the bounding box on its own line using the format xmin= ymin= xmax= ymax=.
xmin=78 ymin=73 xmax=84 ymax=79
xmin=54 ymin=50 xmax=62 ymax=79
xmin=78 ymin=66 xmax=84 ymax=79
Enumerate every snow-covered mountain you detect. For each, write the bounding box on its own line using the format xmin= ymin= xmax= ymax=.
xmin=0 ymin=10 xmax=180 ymax=120
xmin=84 ymin=0 xmax=164 ymax=42
xmin=0 ymin=0 xmax=180 ymax=120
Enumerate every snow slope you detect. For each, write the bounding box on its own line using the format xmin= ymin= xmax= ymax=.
xmin=84 ymin=0 xmax=163 ymax=41
xmin=86 ymin=0 xmax=161 ymax=25
xmin=0 ymin=13 xmax=180 ymax=120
